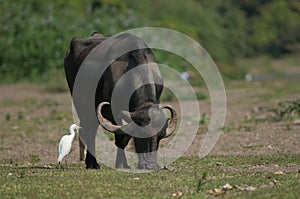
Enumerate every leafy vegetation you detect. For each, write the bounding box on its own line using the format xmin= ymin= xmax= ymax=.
xmin=0 ymin=0 xmax=139 ymax=83
xmin=0 ymin=0 xmax=299 ymax=83
xmin=270 ymin=99 xmax=300 ymax=120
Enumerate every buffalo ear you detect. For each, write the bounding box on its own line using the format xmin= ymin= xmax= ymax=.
xmin=162 ymin=105 xmax=178 ymax=138
xmin=158 ymin=119 xmax=170 ymax=139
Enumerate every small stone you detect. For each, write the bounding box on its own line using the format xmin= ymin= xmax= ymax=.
xmin=171 ymin=191 xmax=183 ymax=197
xmin=293 ymin=119 xmax=300 ymax=125
xmin=236 ymin=185 xmax=256 ymax=191
xmin=272 ymin=179 xmax=278 ymax=185
xmin=213 ymin=188 xmax=222 ymax=193
xmin=222 ymin=183 xmax=233 ymax=190
xmin=43 ymin=165 xmax=53 ymax=169
xmin=274 ymin=171 xmax=284 ymax=175
xmin=12 ymin=126 xmax=19 ymax=130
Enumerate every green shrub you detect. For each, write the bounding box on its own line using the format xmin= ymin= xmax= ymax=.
xmin=0 ymin=0 xmax=139 ymax=83
xmin=0 ymin=0 xmax=299 ymax=82
xmin=270 ymin=99 xmax=300 ymax=120
xmin=250 ymin=1 xmax=300 ymax=57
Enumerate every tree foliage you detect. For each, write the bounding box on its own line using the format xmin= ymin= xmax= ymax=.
xmin=0 ymin=0 xmax=138 ymax=82
xmin=0 ymin=0 xmax=299 ymax=82
xmin=250 ymin=0 xmax=300 ymax=57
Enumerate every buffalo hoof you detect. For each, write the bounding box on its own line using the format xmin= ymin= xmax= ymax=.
xmin=137 ymin=163 xmax=161 ymax=170
xmin=86 ymin=162 xmax=100 ymax=169
xmin=115 ymin=161 xmax=131 ymax=169
xmin=85 ymin=152 xmax=100 ymax=169
xmin=116 ymin=164 xmax=131 ymax=169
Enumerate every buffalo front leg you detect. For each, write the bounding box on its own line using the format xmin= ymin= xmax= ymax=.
xmin=79 ymin=137 xmax=85 ymax=161
xmin=79 ymin=125 xmax=100 ymax=169
xmin=134 ymin=137 xmax=161 ymax=170
xmin=85 ymin=150 xmax=100 ymax=169
xmin=115 ymin=134 xmax=131 ymax=169
xmin=85 ymin=133 xmax=100 ymax=169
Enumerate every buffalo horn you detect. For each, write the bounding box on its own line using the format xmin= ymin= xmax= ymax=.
xmin=97 ymin=102 xmax=123 ymax=133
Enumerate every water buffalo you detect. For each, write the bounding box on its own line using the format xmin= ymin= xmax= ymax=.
xmin=64 ymin=32 xmax=177 ymax=169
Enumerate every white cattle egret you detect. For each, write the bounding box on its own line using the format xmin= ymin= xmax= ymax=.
xmin=58 ymin=124 xmax=81 ymax=168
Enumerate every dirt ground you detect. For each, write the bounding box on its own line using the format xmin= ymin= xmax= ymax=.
xmin=0 ymin=81 xmax=299 ymax=168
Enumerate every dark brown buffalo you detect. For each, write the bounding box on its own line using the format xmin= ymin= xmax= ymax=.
xmin=64 ymin=32 xmax=177 ymax=169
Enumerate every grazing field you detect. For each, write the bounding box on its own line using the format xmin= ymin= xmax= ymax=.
xmin=0 ymin=77 xmax=299 ymax=198
xmin=1 ymin=155 xmax=299 ymax=198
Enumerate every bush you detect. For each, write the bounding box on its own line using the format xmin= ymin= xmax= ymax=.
xmin=250 ymin=1 xmax=300 ymax=57
xmin=0 ymin=0 xmax=139 ymax=83
xmin=0 ymin=0 xmax=299 ymax=82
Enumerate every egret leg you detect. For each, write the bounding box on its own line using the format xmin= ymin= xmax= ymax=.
xmin=65 ymin=156 xmax=68 ymax=169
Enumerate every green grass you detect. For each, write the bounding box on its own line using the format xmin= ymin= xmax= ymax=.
xmin=1 ymin=155 xmax=299 ymax=198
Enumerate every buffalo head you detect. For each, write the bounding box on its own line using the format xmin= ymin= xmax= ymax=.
xmin=97 ymin=101 xmax=177 ymax=169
